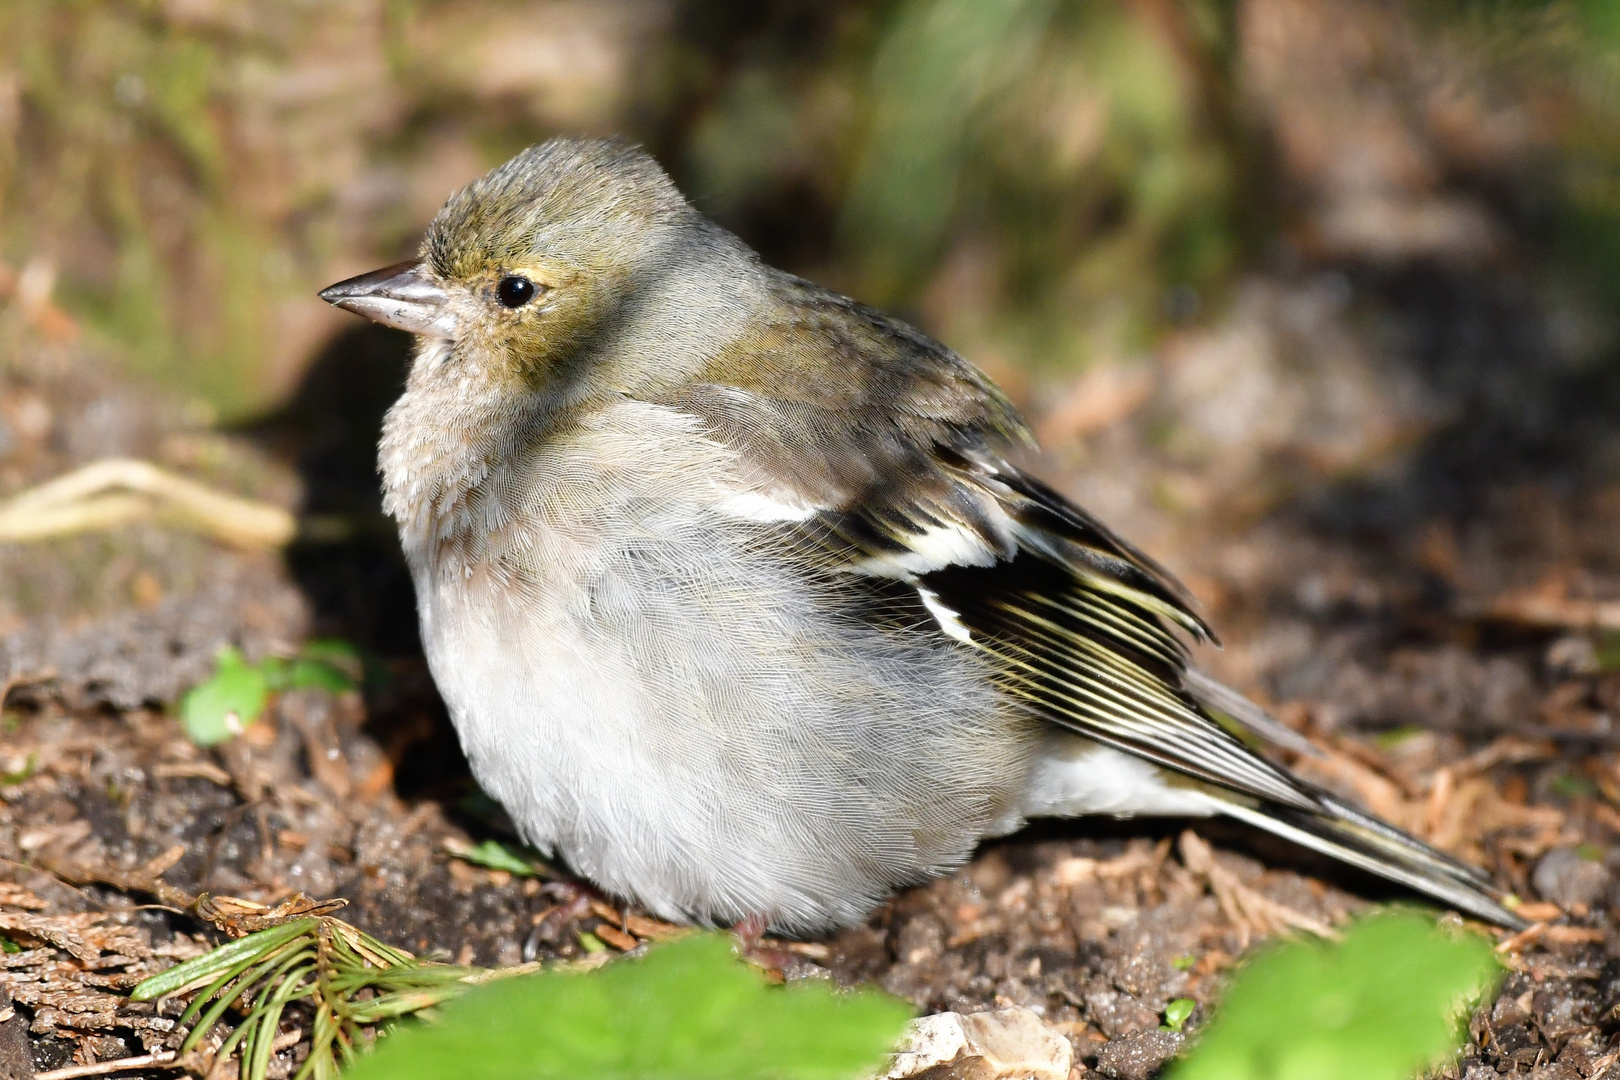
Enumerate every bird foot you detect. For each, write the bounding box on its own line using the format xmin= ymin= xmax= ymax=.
xmin=730 ymin=914 xmax=797 ymax=980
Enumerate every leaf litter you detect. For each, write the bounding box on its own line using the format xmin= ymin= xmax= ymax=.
xmin=0 ymin=473 xmax=1619 ymax=1077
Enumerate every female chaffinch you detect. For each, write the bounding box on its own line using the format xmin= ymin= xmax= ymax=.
xmin=322 ymin=138 xmax=1519 ymax=933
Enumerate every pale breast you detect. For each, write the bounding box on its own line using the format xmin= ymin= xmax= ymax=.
xmin=403 ymin=400 xmax=1040 ymax=931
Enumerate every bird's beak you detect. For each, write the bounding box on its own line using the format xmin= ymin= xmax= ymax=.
xmin=318 ymin=260 xmax=456 ymax=339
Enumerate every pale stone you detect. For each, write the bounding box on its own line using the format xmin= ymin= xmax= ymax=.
xmin=879 ymin=1006 xmax=1074 ymax=1080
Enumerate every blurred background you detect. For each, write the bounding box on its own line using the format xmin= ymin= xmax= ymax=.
xmin=4 ymin=0 xmax=1620 ymax=750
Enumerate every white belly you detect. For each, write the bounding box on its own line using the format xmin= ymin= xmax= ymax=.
xmin=407 ymin=403 xmax=1037 ymax=931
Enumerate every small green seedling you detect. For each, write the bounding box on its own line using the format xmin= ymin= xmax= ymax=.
xmin=1374 ymin=725 xmax=1427 ymax=750
xmin=181 ymin=646 xmax=271 ymax=746
xmin=0 ymin=752 xmax=38 ymax=786
xmin=133 ymin=913 xmax=480 ymax=1080
xmin=1162 ymin=997 xmax=1196 ymax=1031
xmin=180 ymin=640 xmax=361 ymax=746
xmin=447 ymin=838 xmax=549 ymax=878
xmin=272 ymin=638 xmax=364 ymax=695
xmin=1169 ymin=913 xmax=1501 ymax=1080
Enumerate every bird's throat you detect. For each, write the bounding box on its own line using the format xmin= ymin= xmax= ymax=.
xmin=378 ymin=339 xmax=542 ymax=559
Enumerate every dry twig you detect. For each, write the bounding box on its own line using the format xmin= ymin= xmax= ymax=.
xmin=34 ymin=1050 xmax=179 ymax=1080
xmin=1180 ymin=831 xmax=1340 ymax=949
xmin=1479 ymin=587 xmax=1620 ymax=633
xmin=0 ymin=458 xmax=295 ymax=549
xmin=40 ymin=847 xmax=197 ymax=913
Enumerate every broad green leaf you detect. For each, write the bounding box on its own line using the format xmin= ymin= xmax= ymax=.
xmin=1169 ymin=913 xmax=1501 ymax=1080
xmin=343 ymin=933 xmax=913 ymax=1080
xmin=180 ymin=646 xmax=270 ymax=746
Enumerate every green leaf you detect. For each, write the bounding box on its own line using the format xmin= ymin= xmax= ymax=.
xmin=286 ymin=658 xmax=355 ymax=693
xmin=1163 ymin=998 xmax=1195 ymax=1031
xmin=1552 ymin=774 xmax=1597 ymax=799
xmin=290 ymin=640 xmax=361 ymax=692
xmin=1374 ymin=726 xmax=1426 ymax=750
xmin=1168 ymin=913 xmax=1501 ymax=1080
xmin=448 ymin=839 xmax=546 ymax=877
xmin=1595 ymin=631 xmax=1620 ymax=672
xmin=131 ymin=919 xmax=318 ymax=1001
xmin=0 ymin=752 xmax=37 ymax=786
xmin=180 ymin=646 xmax=270 ymax=747
xmin=342 ymin=933 xmax=913 ymax=1080
xmin=258 ymin=655 xmax=291 ymax=692
xmin=298 ymin=638 xmax=361 ymax=671
xmin=175 ymin=640 xmax=359 ymax=747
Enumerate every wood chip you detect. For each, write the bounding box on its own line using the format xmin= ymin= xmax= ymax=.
xmin=586 ymin=898 xmax=623 ymax=924
xmin=355 ymin=759 xmax=395 ymax=802
xmin=139 ymin=846 xmax=186 ymax=880
xmin=782 ymin=941 xmax=830 ymax=960
xmin=1481 ymin=588 xmax=1620 ymax=633
xmin=0 ymin=884 xmax=48 ymax=911
xmin=622 ymin=914 xmax=686 ymax=940
xmin=1491 ymin=921 xmax=1604 ymax=953
xmin=593 ymin=923 xmax=638 ymax=952
xmin=151 ymin=761 xmax=232 ymax=786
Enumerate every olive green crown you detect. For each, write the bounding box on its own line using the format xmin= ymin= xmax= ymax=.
xmin=424 ymin=138 xmax=691 ymax=278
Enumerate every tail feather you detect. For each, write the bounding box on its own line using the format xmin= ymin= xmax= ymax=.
xmin=1308 ymin=791 xmax=1496 ymax=888
xmin=1209 ymin=791 xmax=1526 ymax=929
xmin=1179 ymin=670 xmax=1512 ymax=922
xmin=1182 ymin=667 xmax=1325 ymax=760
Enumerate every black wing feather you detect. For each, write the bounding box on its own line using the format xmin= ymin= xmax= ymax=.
xmin=788 ymin=448 xmax=1521 ymax=926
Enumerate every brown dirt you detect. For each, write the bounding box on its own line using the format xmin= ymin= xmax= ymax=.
xmin=3 ymin=264 xmax=1620 ymax=1079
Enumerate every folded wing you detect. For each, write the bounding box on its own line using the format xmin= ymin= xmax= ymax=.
xmin=663 ymin=279 xmax=1521 ymax=926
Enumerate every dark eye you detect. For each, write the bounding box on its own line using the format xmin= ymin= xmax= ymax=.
xmin=496 ymin=275 xmax=537 ymax=308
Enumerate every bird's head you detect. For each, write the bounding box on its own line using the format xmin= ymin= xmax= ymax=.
xmin=320 ymin=138 xmax=719 ymax=395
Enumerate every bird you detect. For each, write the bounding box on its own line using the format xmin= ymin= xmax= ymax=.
xmin=320 ymin=137 xmax=1522 ymax=935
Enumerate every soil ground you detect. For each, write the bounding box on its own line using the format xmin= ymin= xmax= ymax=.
xmin=3 ymin=261 xmax=1620 ymax=1079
